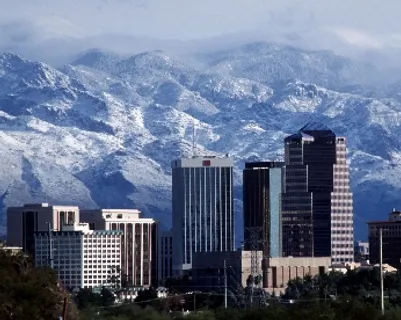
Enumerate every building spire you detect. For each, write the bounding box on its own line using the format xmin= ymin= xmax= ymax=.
xmin=192 ymin=120 xmax=196 ymax=158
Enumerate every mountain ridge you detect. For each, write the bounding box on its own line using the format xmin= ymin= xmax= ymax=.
xmin=0 ymin=43 xmax=400 ymax=241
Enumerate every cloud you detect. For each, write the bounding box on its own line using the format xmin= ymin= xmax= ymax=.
xmin=1 ymin=0 xmax=401 ymax=67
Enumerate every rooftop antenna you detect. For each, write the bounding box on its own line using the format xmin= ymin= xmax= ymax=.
xmin=192 ymin=120 xmax=196 ymax=158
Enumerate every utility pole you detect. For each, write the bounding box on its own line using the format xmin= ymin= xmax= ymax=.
xmin=379 ymin=227 xmax=384 ymax=315
xmin=224 ymin=259 xmax=227 ymax=309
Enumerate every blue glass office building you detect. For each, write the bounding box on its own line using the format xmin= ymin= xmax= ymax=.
xmin=243 ymin=161 xmax=283 ymax=258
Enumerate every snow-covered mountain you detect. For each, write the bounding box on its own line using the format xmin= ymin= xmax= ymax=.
xmin=0 ymin=42 xmax=401 ymax=242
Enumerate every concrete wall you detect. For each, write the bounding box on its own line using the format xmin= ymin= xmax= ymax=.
xmin=192 ymin=251 xmax=331 ymax=294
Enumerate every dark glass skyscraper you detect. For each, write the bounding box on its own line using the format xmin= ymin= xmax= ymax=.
xmin=281 ymin=122 xmax=354 ymax=263
xmin=243 ymin=161 xmax=283 ymax=258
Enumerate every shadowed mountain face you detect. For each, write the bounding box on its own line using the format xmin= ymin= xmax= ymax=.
xmin=0 ymin=42 xmax=400 ymax=241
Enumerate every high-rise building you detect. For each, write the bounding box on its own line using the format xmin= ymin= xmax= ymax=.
xmin=281 ymin=122 xmax=354 ymax=263
xmin=243 ymin=161 xmax=283 ymax=257
xmin=171 ymin=156 xmax=235 ymax=274
xmin=158 ymin=229 xmax=173 ymax=281
xmin=34 ymin=223 xmax=122 ymax=291
xmin=7 ymin=203 xmax=80 ymax=256
xmin=368 ymin=209 xmax=401 ymax=269
xmin=80 ymin=209 xmax=158 ymax=287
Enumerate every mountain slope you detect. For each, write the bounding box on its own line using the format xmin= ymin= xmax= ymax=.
xmin=0 ymin=44 xmax=400 ymax=241
xmin=197 ymin=42 xmax=378 ymax=91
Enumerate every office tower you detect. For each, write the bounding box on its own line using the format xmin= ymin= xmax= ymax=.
xmin=158 ymin=229 xmax=173 ymax=281
xmin=35 ymin=223 xmax=122 ymax=291
xmin=368 ymin=209 xmax=401 ymax=268
xmin=281 ymin=122 xmax=354 ymax=263
xmin=171 ymin=156 xmax=234 ymax=274
xmin=7 ymin=203 xmax=79 ymax=256
xmin=243 ymin=161 xmax=283 ymax=257
xmin=80 ymin=209 xmax=158 ymax=287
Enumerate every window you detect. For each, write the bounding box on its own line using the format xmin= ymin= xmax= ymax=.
xmin=67 ymin=212 xmax=75 ymax=224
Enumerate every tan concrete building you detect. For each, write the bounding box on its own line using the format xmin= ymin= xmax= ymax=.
xmin=80 ymin=209 xmax=158 ymax=288
xmin=192 ymin=251 xmax=331 ymax=294
xmin=7 ymin=203 xmax=79 ymax=255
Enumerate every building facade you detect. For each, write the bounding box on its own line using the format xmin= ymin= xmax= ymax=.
xmin=354 ymin=241 xmax=369 ymax=262
xmin=281 ymin=122 xmax=354 ymax=263
xmin=80 ymin=209 xmax=158 ymax=287
xmin=34 ymin=223 xmax=122 ymax=291
xmin=368 ymin=210 xmax=401 ymax=269
xmin=243 ymin=161 xmax=283 ymax=257
xmin=192 ymin=251 xmax=331 ymax=294
xmin=7 ymin=203 xmax=79 ymax=256
xmin=158 ymin=229 xmax=173 ymax=281
xmin=172 ymin=156 xmax=235 ymax=274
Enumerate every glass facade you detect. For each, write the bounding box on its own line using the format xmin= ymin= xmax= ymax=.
xmin=281 ymin=123 xmax=354 ymax=263
xmin=243 ymin=162 xmax=283 ymax=258
xmin=172 ymin=157 xmax=234 ymax=273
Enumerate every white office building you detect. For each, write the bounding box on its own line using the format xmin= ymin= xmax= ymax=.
xmin=171 ymin=156 xmax=235 ymax=274
xmin=80 ymin=209 xmax=158 ymax=287
xmin=34 ymin=223 xmax=122 ymax=291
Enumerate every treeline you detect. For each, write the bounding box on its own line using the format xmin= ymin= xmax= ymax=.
xmin=78 ymin=269 xmax=401 ymax=320
xmin=3 ymin=248 xmax=401 ymax=320
xmin=79 ymin=299 xmax=401 ymax=320
xmin=284 ymin=268 xmax=401 ymax=305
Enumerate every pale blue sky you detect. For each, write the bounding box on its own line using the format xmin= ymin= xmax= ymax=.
xmin=1 ymin=0 xmax=401 ymax=64
xmin=1 ymin=0 xmax=400 ymax=40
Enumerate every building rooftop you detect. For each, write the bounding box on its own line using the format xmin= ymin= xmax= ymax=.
xmin=285 ymin=122 xmax=336 ymax=142
xmin=22 ymin=203 xmax=51 ymax=208
xmin=285 ymin=131 xmax=314 ymax=141
xmin=367 ymin=220 xmax=401 ymax=224
xmin=300 ymin=121 xmax=333 ymax=132
xmin=244 ymin=161 xmax=284 ymax=169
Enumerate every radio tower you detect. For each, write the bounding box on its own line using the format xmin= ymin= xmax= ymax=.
xmin=245 ymin=227 xmax=267 ymax=307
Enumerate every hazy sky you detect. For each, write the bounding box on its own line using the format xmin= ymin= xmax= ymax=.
xmin=1 ymin=0 xmax=401 ymax=63
xmin=1 ymin=0 xmax=400 ymax=39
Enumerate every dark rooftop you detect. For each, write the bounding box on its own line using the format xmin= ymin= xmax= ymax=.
xmin=285 ymin=121 xmax=336 ymax=142
xmin=244 ymin=161 xmax=284 ymax=169
xmin=300 ymin=121 xmax=333 ymax=132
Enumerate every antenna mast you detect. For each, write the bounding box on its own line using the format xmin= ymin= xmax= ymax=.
xmin=192 ymin=121 xmax=196 ymax=157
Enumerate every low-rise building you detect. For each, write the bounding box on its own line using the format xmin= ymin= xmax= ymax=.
xmin=354 ymin=241 xmax=369 ymax=262
xmin=192 ymin=251 xmax=331 ymax=294
xmin=0 ymin=243 xmax=23 ymax=255
xmin=329 ymin=261 xmax=397 ymax=274
xmin=34 ymin=222 xmax=122 ymax=292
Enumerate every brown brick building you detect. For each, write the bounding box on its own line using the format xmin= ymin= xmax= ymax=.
xmin=368 ymin=210 xmax=401 ymax=269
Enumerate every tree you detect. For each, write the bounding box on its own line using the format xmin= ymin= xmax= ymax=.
xmin=75 ymin=288 xmax=101 ymax=309
xmin=0 ymin=250 xmax=76 ymax=320
xmin=100 ymin=286 xmax=115 ymax=307
xmin=164 ymin=275 xmax=194 ymax=293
